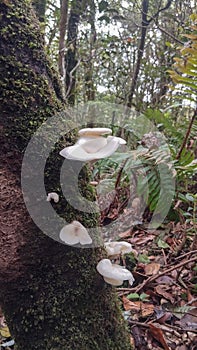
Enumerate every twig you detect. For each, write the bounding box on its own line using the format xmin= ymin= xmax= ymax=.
xmin=174 ymin=249 xmax=197 ymax=260
xmin=115 ymin=159 xmax=128 ymax=189
xmin=157 ymin=25 xmax=184 ymax=45
xmin=162 ymin=248 xmax=167 ymax=265
xmin=128 ymin=320 xmax=197 ymax=334
xmin=146 ymin=0 xmax=174 ymax=24
xmin=176 ymin=108 xmax=197 ymax=160
xmin=135 ymin=256 xmax=197 ymax=293
xmin=65 ymin=60 xmax=81 ymax=98
xmin=128 ymin=320 xmax=149 ymax=328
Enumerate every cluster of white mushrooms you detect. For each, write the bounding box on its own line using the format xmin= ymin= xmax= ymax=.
xmin=60 ymin=127 xmax=126 ymax=161
xmin=47 ymin=127 xmax=134 ymax=287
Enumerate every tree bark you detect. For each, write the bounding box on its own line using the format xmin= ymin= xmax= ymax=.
xmin=65 ymin=0 xmax=84 ymax=105
xmin=127 ymin=0 xmax=149 ymax=108
xmin=32 ymin=0 xmax=46 ymax=22
xmin=84 ymin=0 xmax=96 ymax=102
xmin=58 ymin=0 xmax=69 ymax=81
xmin=127 ymin=0 xmax=174 ymax=108
xmin=0 ymin=1 xmax=131 ymax=349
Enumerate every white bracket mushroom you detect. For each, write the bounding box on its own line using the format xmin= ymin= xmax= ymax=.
xmin=46 ymin=192 xmax=59 ymax=203
xmin=60 ymin=220 xmax=92 ymax=246
xmin=104 ymin=241 xmax=133 ymax=257
xmin=59 ymin=127 xmax=126 ymax=161
xmin=96 ymin=258 xmax=134 ymax=286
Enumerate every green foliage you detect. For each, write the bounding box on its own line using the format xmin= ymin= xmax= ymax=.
xmin=127 ymin=292 xmax=149 ymax=301
xmin=44 ymin=0 xmax=196 ymax=108
xmin=93 ymin=138 xmax=175 ymax=216
xmin=168 ymin=18 xmax=197 ymax=102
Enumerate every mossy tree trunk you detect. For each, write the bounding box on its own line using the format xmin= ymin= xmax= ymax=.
xmin=32 ymin=0 xmax=46 ymax=22
xmin=0 ymin=1 xmax=132 ymax=349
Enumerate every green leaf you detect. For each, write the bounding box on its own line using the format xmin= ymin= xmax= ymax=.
xmin=109 ymin=152 xmax=130 ymax=163
xmin=139 ymin=293 xmax=149 ymax=301
xmin=172 ymin=305 xmax=195 ymax=319
xmin=138 ymin=254 xmax=150 ymax=263
xmin=98 ymin=0 xmax=109 ymax=12
xmin=185 ymin=193 xmax=195 ymax=202
xmin=165 ymin=41 xmax=173 ymax=47
xmin=98 ymin=14 xmax=110 ymax=23
xmin=193 ymin=264 xmax=197 ymax=271
xmin=127 ymin=293 xmax=140 ymax=300
xmin=157 ymin=238 xmax=170 ymax=249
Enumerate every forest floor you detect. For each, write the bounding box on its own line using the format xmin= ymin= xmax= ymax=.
xmin=101 ymin=198 xmax=197 ymax=349
xmin=118 ymin=223 xmax=197 ymax=350
xmin=98 ymin=185 xmax=197 ymax=350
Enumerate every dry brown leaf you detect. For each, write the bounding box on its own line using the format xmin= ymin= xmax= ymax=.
xmin=148 ymin=323 xmax=170 ymax=350
xmin=130 ymin=335 xmax=135 ymax=347
xmin=155 ymin=285 xmax=175 ymax=304
xmin=122 ymin=296 xmax=154 ymax=317
xmin=176 ymin=308 xmax=197 ymax=330
xmin=128 ymin=234 xmax=155 ymax=245
xmin=122 ymin=296 xmax=141 ymax=311
xmin=156 ymin=276 xmax=174 ymax=285
xmin=118 ymin=229 xmax=132 ymax=238
xmin=157 ymin=312 xmax=172 ymax=324
xmin=144 ymin=263 xmax=161 ymax=275
xmin=187 ymin=289 xmax=195 ymax=303
xmin=141 ymin=303 xmax=155 ymax=317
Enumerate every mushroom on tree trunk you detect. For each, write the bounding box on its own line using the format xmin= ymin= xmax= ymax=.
xmin=0 ymin=1 xmax=132 ymax=349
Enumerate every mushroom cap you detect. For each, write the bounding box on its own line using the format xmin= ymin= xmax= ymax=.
xmin=105 ymin=241 xmax=132 ymax=256
xmin=60 ymin=220 xmax=92 ymax=245
xmin=46 ymin=192 xmax=59 ymax=203
xmin=129 ymin=275 xmax=135 ymax=286
xmin=60 ymin=135 xmax=126 ymax=161
xmin=96 ymin=259 xmax=133 ymax=282
xmin=77 ymin=136 xmax=107 ymax=153
xmin=89 ymin=181 xmax=99 ymax=186
xmin=107 ymin=135 xmax=127 ymax=145
xmin=78 ymin=127 xmax=112 ymax=136
xmin=103 ymin=277 xmax=124 ymax=286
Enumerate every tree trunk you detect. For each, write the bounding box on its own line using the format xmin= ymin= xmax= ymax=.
xmin=127 ymin=0 xmax=149 ymax=108
xmin=58 ymin=0 xmax=69 ymax=82
xmin=0 ymin=1 xmax=131 ymax=349
xmin=84 ymin=0 xmax=96 ymax=102
xmin=65 ymin=0 xmax=84 ymax=105
xmin=32 ymin=0 xmax=46 ymax=22
xmin=126 ymin=0 xmax=174 ymax=108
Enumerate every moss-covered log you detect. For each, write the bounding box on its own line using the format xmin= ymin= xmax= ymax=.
xmin=0 ymin=1 xmax=132 ymax=349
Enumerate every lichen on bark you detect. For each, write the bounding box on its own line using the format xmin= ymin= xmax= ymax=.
xmin=0 ymin=1 xmax=132 ymax=349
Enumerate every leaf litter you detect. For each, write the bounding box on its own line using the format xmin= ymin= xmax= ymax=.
xmin=114 ymin=222 xmax=197 ymax=349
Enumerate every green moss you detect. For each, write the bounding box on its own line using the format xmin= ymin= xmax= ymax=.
xmin=2 ymin=244 xmax=131 ymax=349
xmin=0 ymin=0 xmax=64 ymax=151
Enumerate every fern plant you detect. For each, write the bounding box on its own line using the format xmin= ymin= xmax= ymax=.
xmin=168 ymin=15 xmax=197 ymax=103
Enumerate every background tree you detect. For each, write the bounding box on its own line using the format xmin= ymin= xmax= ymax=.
xmin=43 ymin=0 xmax=195 ymax=110
xmin=58 ymin=0 xmax=69 ymax=82
xmin=32 ymin=0 xmax=47 ymax=22
xmin=0 ymin=1 xmax=132 ymax=349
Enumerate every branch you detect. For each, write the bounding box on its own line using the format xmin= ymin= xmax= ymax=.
xmin=157 ymin=25 xmax=184 ymax=45
xmin=135 ymin=256 xmax=197 ymax=293
xmin=118 ymin=254 xmax=197 ymax=294
xmin=126 ymin=0 xmax=174 ymax=108
xmin=147 ymin=0 xmax=174 ymax=24
xmin=126 ymin=0 xmax=149 ymax=107
xmin=58 ymin=0 xmax=69 ymax=80
xmin=65 ymin=60 xmax=81 ymax=99
xmin=176 ymin=107 xmax=197 ymax=160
